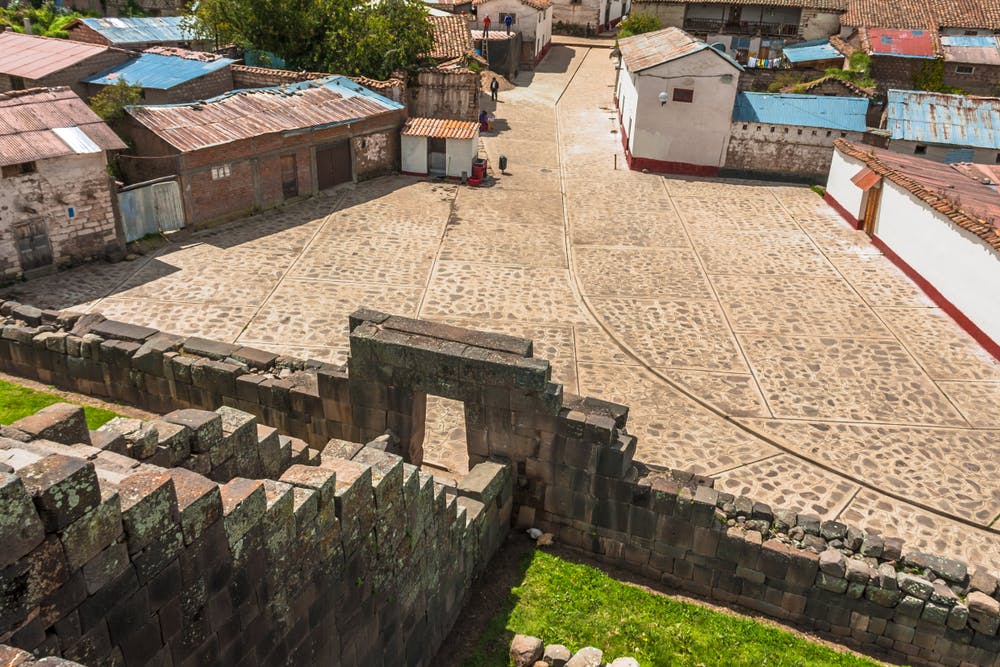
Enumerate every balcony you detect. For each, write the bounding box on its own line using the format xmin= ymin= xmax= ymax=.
xmin=682 ymin=18 xmax=799 ymax=37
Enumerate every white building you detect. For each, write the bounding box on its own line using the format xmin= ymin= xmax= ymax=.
xmin=615 ymin=27 xmax=742 ymax=175
xmin=472 ymin=0 xmax=553 ymax=66
xmin=826 ymin=139 xmax=1000 ymax=358
xmin=549 ymin=0 xmax=628 ymax=31
xmin=401 ymin=117 xmax=481 ymax=179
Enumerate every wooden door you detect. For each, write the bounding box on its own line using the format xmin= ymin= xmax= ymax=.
xmin=316 ymin=143 xmax=352 ymax=190
xmin=862 ymin=183 xmax=881 ymax=235
xmin=280 ymin=154 xmax=298 ymax=200
xmin=14 ymin=220 xmax=53 ymax=272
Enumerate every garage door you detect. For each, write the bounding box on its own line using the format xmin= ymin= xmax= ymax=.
xmin=316 ymin=143 xmax=352 ymax=190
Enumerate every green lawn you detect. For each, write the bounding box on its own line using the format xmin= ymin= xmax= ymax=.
xmin=465 ymin=550 xmax=884 ymax=667
xmin=0 ymin=379 xmax=121 ymax=430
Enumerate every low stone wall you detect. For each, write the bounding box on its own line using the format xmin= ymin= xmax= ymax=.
xmin=3 ymin=303 xmax=1000 ymax=666
xmin=0 ymin=402 xmax=511 ymax=665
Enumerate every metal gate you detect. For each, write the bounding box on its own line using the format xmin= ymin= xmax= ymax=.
xmin=118 ymin=178 xmax=185 ymax=243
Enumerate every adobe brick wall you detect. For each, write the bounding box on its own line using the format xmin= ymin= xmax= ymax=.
xmin=20 ymin=49 xmax=135 ymax=99
xmin=4 ymin=304 xmax=1000 ymax=666
xmin=0 ymin=153 xmax=124 ymax=282
xmin=88 ymin=65 xmax=235 ymax=106
xmin=230 ymin=65 xmax=329 ymax=89
xmin=871 ymin=55 xmax=923 ymax=94
xmin=943 ymin=62 xmax=1000 ymax=96
xmin=0 ymin=400 xmax=512 ymax=665
xmin=409 ymin=69 xmax=480 ymax=122
xmin=723 ymin=123 xmax=866 ymax=183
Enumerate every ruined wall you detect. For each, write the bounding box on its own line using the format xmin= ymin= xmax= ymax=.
xmin=408 ymin=69 xmax=480 ymax=122
xmin=0 ymin=153 xmax=123 ymax=282
xmin=800 ymin=8 xmax=843 ymax=41
xmin=353 ymin=131 xmax=400 ymax=180
xmin=0 ymin=401 xmax=511 ymax=665
xmin=5 ymin=304 xmax=1000 ymax=666
xmin=723 ymin=123 xmax=865 ymax=183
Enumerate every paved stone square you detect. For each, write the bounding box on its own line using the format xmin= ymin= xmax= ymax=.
xmin=6 ymin=44 xmax=1000 ymax=566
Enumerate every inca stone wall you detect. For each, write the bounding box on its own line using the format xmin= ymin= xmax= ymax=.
xmin=0 ymin=401 xmax=512 ymax=665
xmin=2 ymin=304 xmax=1000 ymax=666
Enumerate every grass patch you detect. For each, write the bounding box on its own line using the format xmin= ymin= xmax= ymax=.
xmin=0 ymin=379 xmax=121 ymax=430
xmin=465 ymin=550 xmax=883 ymax=667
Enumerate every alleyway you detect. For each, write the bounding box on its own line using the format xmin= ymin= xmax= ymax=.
xmin=6 ymin=44 xmax=1000 ymax=565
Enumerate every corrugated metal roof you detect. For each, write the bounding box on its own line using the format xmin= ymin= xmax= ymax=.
xmin=783 ymin=38 xmax=844 ymax=63
xmin=402 ymin=117 xmax=479 ymax=139
xmin=72 ymin=16 xmax=194 ymax=45
xmin=887 ymin=89 xmax=1000 ymax=149
xmin=126 ymin=76 xmax=405 ymax=153
xmin=85 ymin=52 xmax=234 ymax=90
xmin=941 ymin=35 xmax=1000 ymax=65
xmin=732 ymin=92 xmax=869 ymax=131
xmin=618 ymin=27 xmax=743 ymax=73
xmin=0 ymin=87 xmax=126 ymax=166
xmin=866 ymin=28 xmax=938 ymax=58
xmin=0 ymin=31 xmax=110 ymax=80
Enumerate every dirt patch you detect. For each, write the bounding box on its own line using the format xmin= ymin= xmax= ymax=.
xmin=482 ymin=72 xmax=516 ymax=93
xmin=437 ymin=533 xmax=898 ymax=667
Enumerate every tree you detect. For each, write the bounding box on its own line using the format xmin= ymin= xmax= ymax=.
xmin=183 ymin=0 xmax=432 ymax=79
xmin=90 ymin=79 xmax=144 ymax=125
xmin=1 ymin=1 xmax=91 ymax=38
xmin=617 ymin=13 xmax=661 ymax=38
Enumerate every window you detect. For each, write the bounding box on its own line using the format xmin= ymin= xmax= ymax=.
xmin=914 ymin=145 xmax=927 ymax=155
xmin=211 ymin=163 xmax=232 ymax=179
xmin=956 ymin=65 xmax=975 ymax=74
xmin=672 ymin=88 xmax=694 ymax=103
xmin=797 ymin=128 xmax=803 ymax=135
xmin=840 ymin=132 xmax=847 ymax=138
xmin=742 ymin=124 xmax=748 ymax=130
xmin=1 ymin=162 xmax=36 ymax=178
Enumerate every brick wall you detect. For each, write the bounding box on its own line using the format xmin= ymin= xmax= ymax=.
xmin=0 ymin=399 xmax=511 ymax=665
xmin=871 ymin=56 xmax=924 ymax=94
xmin=230 ymin=65 xmax=329 ymax=89
xmin=29 ymin=49 xmax=135 ymax=99
xmin=723 ymin=123 xmax=866 ymax=183
xmin=0 ymin=153 xmax=123 ymax=282
xmin=66 ymin=22 xmax=112 ymax=46
xmin=4 ymin=305 xmax=1000 ymax=666
xmin=943 ymin=62 xmax=1000 ymax=96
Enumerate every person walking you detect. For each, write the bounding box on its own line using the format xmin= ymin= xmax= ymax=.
xmin=490 ymin=77 xmax=500 ymax=101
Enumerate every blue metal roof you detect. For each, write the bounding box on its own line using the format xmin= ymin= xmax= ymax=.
xmin=940 ymin=35 xmax=998 ymax=48
xmin=76 ymin=17 xmax=194 ymax=45
xmin=85 ymin=53 xmax=234 ymax=90
xmin=732 ymin=92 xmax=869 ymax=131
xmin=783 ymin=38 xmax=843 ymax=64
xmin=887 ymin=89 xmax=1000 ymax=149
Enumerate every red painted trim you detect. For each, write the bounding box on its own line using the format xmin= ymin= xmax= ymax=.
xmin=401 ymin=170 xmax=428 ymax=177
xmin=871 ymin=235 xmax=1000 ymax=362
xmin=824 ymin=192 xmax=861 ymax=229
xmin=534 ymin=39 xmax=552 ymax=65
xmin=628 ymin=155 xmax=720 ymax=176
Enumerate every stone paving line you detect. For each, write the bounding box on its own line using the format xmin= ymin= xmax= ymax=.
xmin=5 ymin=45 xmax=1000 ymax=565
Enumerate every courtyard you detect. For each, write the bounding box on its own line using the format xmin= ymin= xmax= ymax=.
xmin=5 ymin=44 xmax=1000 ymax=566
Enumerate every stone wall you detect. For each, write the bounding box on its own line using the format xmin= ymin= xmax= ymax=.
xmin=943 ymin=62 xmax=1000 ymax=96
xmin=408 ymin=69 xmax=481 ymax=122
xmin=722 ymin=123 xmax=866 ymax=183
xmin=0 ymin=153 xmax=124 ymax=282
xmin=0 ymin=401 xmax=511 ymax=665
xmin=4 ymin=305 xmax=1000 ymax=666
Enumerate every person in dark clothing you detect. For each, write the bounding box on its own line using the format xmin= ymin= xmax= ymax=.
xmin=490 ymin=77 xmax=500 ymax=101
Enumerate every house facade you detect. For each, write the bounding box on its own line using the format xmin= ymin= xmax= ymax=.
xmin=472 ymin=0 xmax=552 ymax=66
xmin=616 ymin=27 xmax=743 ymax=174
xmin=119 ymin=77 xmax=406 ymax=227
xmin=549 ymin=0 xmax=629 ymax=30
xmin=401 ymin=118 xmax=480 ymax=178
xmin=0 ymin=88 xmax=126 ymax=281
xmin=723 ymin=91 xmax=868 ymax=181
xmin=825 ymin=140 xmax=1000 ymax=358
xmin=941 ymin=35 xmax=1000 ymax=96
xmin=629 ymin=0 xmax=847 ymax=63
xmin=883 ymin=89 xmax=1000 ymax=163
xmin=0 ymin=31 xmax=132 ymax=99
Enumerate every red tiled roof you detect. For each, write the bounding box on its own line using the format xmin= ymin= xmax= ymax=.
xmin=835 ymin=139 xmax=1000 ymax=253
xmin=0 ymin=31 xmax=112 ymax=79
xmin=426 ymin=15 xmax=474 ymax=61
xmin=472 ymin=0 xmax=551 ymax=11
xmin=844 ymin=0 xmax=1000 ymax=30
xmin=0 ymin=87 xmax=126 ymax=166
xmin=402 ymin=117 xmax=479 ymax=139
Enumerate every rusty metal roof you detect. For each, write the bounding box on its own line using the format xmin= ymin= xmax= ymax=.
xmin=0 ymin=31 xmax=112 ymax=80
xmin=0 ymin=87 xmax=126 ymax=166
xmin=126 ymin=76 xmax=404 ymax=153
xmin=941 ymin=35 xmax=1000 ymax=65
xmin=402 ymin=117 xmax=479 ymax=139
xmin=887 ymin=89 xmax=1000 ymax=149
xmin=864 ymin=28 xmax=938 ymax=58
xmin=618 ymin=26 xmax=743 ymax=73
